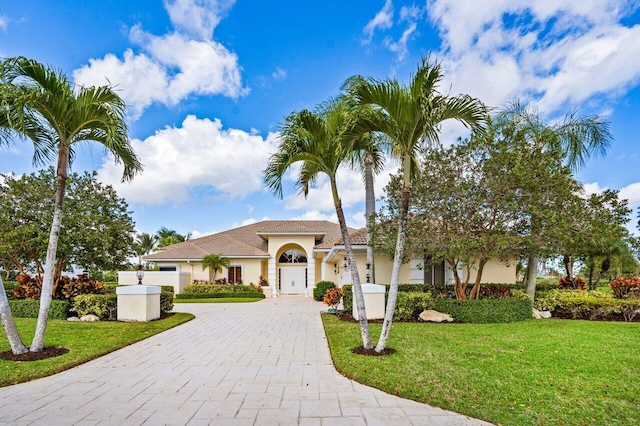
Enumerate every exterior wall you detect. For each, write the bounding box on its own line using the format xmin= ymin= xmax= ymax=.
xmin=463 ymin=257 xmax=516 ymax=284
xmin=267 ymin=235 xmax=317 ymax=293
xmin=117 ymin=271 xmax=191 ymax=294
xmin=183 ymin=259 xmax=265 ymax=285
xmin=339 ymin=254 xmax=411 ymax=286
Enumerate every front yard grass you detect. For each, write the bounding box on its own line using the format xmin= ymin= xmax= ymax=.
xmin=174 ymin=297 xmax=264 ymax=303
xmin=322 ymin=315 xmax=640 ymax=426
xmin=0 ymin=312 xmax=194 ymax=387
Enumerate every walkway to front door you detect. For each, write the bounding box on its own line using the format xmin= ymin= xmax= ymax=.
xmin=0 ymin=297 xmax=490 ymax=425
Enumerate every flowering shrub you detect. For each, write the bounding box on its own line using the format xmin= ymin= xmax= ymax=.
xmin=609 ymin=276 xmax=640 ymax=299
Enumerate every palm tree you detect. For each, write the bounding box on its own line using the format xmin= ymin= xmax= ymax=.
xmin=202 ymin=254 xmax=230 ymax=282
xmin=133 ymin=232 xmax=159 ymax=265
xmin=344 ymin=57 xmax=488 ymax=352
xmin=157 ymin=227 xmax=189 ymax=248
xmin=264 ymin=97 xmax=376 ymax=350
xmin=0 ymin=57 xmax=142 ymax=353
xmin=497 ymin=101 xmax=612 ymax=298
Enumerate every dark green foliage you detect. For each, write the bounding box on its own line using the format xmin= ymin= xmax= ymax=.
xmin=2 ymin=281 xmax=17 ymax=299
xmin=175 ymin=292 xmax=265 ymax=300
xmin=314 ymin=281 xmax=336 ymax=301
xmin=394 ymin=292 xmax=434 ymax=321
xmin=183 ymin=284 xmax=262 ymax=294
xmin=161 ymin=285 xmax=174 ymax=293
xmin=8 ymin=299 xmax=70 ymax=319
xmin=535 ymin=290 xmax=640 ymax=321
xmin=160 ymin=291 xmax=174 ymax=313
xmin=342 ymin=285 xmax=353 ymax=312
xmin=72 ymin=294 xmax=118 ymax=320
xmin=435 ymin=299 xmax=532 ymax=323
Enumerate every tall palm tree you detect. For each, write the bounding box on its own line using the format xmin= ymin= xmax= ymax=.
xmin=157 ymin=227 xmax=189 ymax=248
xmin=344 ymin=57 xmax=488 ymax=352
xmin=0 ymin=57 xmax=142 ymax=353
xmin=264 ymin=97 xmax=376 ymax=350
xmin=202 ymin=254 xmax=230 ymax=282
xmin=133 ymin=232 xmax=159 ymax=265
xmin=497 ymin=101 xmax=611 ymax=298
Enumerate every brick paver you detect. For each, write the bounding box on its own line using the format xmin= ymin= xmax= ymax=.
xmin=0 ymin=296 xmax=491 ymax=425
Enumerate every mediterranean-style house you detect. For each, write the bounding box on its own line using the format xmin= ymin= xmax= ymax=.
xmin=128 ymin=220 xmax=515 ymax=295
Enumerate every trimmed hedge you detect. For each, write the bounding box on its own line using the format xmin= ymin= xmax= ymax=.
xmin=2 ymin=281 xmax=17 ymax=299
xmin=535 ymin=290 xmax=640 ymax=321
xmin=8 ymin=299 xmax=70 ymax=319
xmin=161 ymin=292 xmax=174 ymax=312
xmin=434 ymin=299 xmax=533 ymax=323
xmin=394 ymin=292 xmax=433 ymax=321
xmin=183 ymin=284 xmax=263 ymax=294
xmin=314 ymin=281 xmax=336 ymax=301
xmin=175 ymin=292 xmax=265 ymax=300
xmin=73 ymin=294 xmax=118 ymax=320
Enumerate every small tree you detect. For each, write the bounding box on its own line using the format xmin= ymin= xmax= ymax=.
xmin=202 ymin=254 xmax=230 ymax=282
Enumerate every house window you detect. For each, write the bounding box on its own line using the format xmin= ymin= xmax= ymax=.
xmin=228 ymin=265 xmax=242 ymax=284
xmin=159 ymin=266 xmax=177 ymax=272
xmin=278 ymin=249 xmax=307 ymax=264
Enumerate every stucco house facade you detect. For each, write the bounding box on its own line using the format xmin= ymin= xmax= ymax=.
xmin=139 ymin=220 xmax=516 ymax=295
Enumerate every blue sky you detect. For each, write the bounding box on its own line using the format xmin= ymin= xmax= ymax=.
xmin=1 ymin=0 xmax=640 ymax=238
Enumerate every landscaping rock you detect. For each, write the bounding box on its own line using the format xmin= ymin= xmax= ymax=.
xmin=419 ymin=310 xmax=453 ymax=323
xmin=67 ymin=316 xmax=80 ymax=322
xmin=80 ymin=314 xmax=100 ymax=322
xmin=532 ymin=308 xmax=542 ymax=319
xmin=539 ymin=310 xmax=552 ymax=318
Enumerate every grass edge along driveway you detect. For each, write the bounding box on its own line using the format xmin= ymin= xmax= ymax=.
xmin=322 ymin=314 xmax=640 ymax=426
xmin=0 ymin=312 xmax=194 ymax=387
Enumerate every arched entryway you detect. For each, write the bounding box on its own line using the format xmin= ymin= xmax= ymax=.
xmin=277 ymin=246 xmax=308 ymax=295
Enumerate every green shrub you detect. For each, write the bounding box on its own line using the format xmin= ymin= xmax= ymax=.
xmin=72 ymin=294 xmax=118 ymax=320
xmin=314 ymin=281 xmax=336 ymax=301
xmin=183 ymin=284 xmax=262 ymax=294
xmin=394 ymin=292 xmax=433 ymax=321
xmin=435 ymin=298 xmax=532 ymax=323
xmin=3 ymin=281 xmax=17 ymax=299
xmin=175 ymin=292 xmax=265 ymax=300
xmin=8 ymin=299 xmax=70 ymax=319
xmin=534 ymin=289 xmax=640 ymax=321
xmin=342 ymin=285 xmax=353 ymax=312
xmin=160 ymin=291 xmax=174 ymax=313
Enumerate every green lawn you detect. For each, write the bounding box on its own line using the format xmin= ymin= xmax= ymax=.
xmin=322 ymin=315 xmax=640 ymax=426
xmin=0 ymin=313 xmax=194 ymax=387
xmin=174 ymin=297 xmax=264 ymax=303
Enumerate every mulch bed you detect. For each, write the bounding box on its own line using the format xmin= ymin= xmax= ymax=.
xmin=0 ymin=346 xmax=69 ymax=362
xmin=351 ymin=346 xmax=396 ymax=356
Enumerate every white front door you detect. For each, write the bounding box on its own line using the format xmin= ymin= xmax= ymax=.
xmin=279 ymin=267 xmax=306 ymax=294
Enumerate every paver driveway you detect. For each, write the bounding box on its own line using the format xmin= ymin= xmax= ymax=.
xmin=0 ymin=296 xmax=491 ymax=425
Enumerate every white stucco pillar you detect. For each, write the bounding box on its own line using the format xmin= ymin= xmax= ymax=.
xmin=307 ymin=260 xmax=315 ymax=292
xmin=268 ymin=257 xmax=277 ymax=295
xmin=320 ymin=261 xmax=326 ymax=281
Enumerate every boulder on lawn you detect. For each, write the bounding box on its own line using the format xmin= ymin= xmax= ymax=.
xmin=80 ymin=314 xmax=100 ymax=322
xmin=532 ymin=308 xmax=542 ymax=319
xmin=67 ymin=316 xmax=80 ymax=322
xmin=419 ymin=310 xmax=453 ymax=323
xmin=539 ymin=310 xmax=552 ymax=318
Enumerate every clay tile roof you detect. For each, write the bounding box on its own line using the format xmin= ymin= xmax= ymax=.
xmin=142 ymin=220 xmax=357 ymax=261
xmin=313 ymin=227 xmax=368 ymax=249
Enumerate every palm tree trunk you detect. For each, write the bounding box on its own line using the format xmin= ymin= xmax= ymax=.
xmin=0 ymin=275 xmax=28 ymax=355
xmin=375 ymin=186 xmax=410 ymax=353
xmin=331 ymin=177 xmax=372 ymax=349
xmin=525 ymin=256 xmax=538 ymax=300
xmin=364 ymin=152 xmax=376 ymax=284
xmin=31 ymin=146 xmax=69 ymax=352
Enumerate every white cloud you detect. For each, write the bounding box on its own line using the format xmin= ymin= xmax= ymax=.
xmin=272 ymin=67 xmax=287 ymax=81
xmin=97 ymin=115 xmax=279 ymax=205
xmin=384 ymin=22 xmax=417 ymax=61
xmin=164 ymin=0 xmax=235 ymax=40
xmin=290 ymin=210 xmax=338 ymax=223
xmin=73 ymin=1 xmax=245 ymax=119
xmin=190 ymin=229 xmax=219 ymax=239
xmin=619 ymin=181 xmax=640 ymax=207
xmin=363 ymin=0 xmax=394 ymax=42
xmin=0 ymin=15 xmax=8 ymax=31
xmin=583 ymin=181 xmax=607 ymax=196
xmin=426 ymin=0 xmax=640 ymax=115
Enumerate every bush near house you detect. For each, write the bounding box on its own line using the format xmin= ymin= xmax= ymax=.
xmin=73 ymin=294 xmax=118 ymax=320
xmin=394 ymin=292 xmax=434 ymax=321
xmin=183 ymin=283 xmax=262 ymax=294
xmin=2 ymin=281 xmax=17 ymax=299
xmin=175 ymin=292 xmax=265 ymax=300
xmin=435 ymin=299 xmax=532 ymax=323
xmin=314 ymin=281 xmax=336 ymax=301
xmin=610 ymin=276 xmax=640 ymax=299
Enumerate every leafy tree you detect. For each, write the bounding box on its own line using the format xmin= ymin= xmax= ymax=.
xmin=344 ymin=57 xmax=487 ymax=352
xmin=0 ymin=169 xmax=135 ymax=289
xmin=157 ymin=227 xmax=189 ymax=248
xmin=0 ymin=56 xmax=141 ymax=353
xmin=264 ymin=97 xmax=376 ymax=350
xmin=496 ymin=102 xmax=612 ymax=298
xmin=201 ymin=254 xmax=230 ymax=282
